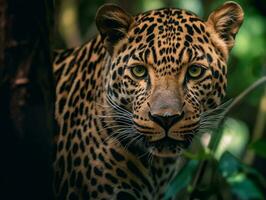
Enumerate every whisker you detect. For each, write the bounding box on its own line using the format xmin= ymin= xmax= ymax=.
xmin=199 ymin=99 xmax=232 ymax=134
xmin=97 ymin=114 xmax=132 ymax=119
xmin=104 ymin=128 xmax=133 ymax=143
xmin=106 ymin=95 xmax=132 ymax=116
xmin=124 ymin=134 xmax=142 ymax=150
xmin=100 ymin=120 xmax=132 ymax=126
xmin=98 ymin=123 xmax=131 ymax=132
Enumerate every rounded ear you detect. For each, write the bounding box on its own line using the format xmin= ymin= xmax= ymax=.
xmin=207 ymin=1 xmax=244 ymax=51
xmin=96 ymin=4 xmax=133 ymax=55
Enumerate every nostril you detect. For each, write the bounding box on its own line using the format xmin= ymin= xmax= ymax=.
xmin=148 ymin=111 xmax=184 ymax=132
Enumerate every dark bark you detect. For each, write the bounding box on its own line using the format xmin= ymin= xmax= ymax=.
xmin=0 ymin=0 xmax=55 ymax=199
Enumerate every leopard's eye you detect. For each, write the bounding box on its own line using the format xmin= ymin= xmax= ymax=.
xmin=187 ymin=65 xmax=205 ymax=79
xmin=131 ymin=65 xmax=147 ymax=79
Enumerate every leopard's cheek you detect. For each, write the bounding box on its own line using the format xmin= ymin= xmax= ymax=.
xmin=202 ymin=62 xmax=228 ymax=110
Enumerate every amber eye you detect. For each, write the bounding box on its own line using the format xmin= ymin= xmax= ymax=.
xmin=187 ymin=65 xmax=205 ymax=79
xmin=131 ymin=65 xmax=147 ymax=78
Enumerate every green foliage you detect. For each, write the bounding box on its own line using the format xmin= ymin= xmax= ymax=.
xmin=165 ymin=151 xmax=266 ymax=199
xmin=164 ymin=160 xmax=198 ymax=199
xmin=219 ymin=152 xmax=265 ymax=200
xmin=183 ymin=147 xmax=212 ymax=161
xmin=228 ymin=10 xmax=266 ymax=105
xmin=166 ymin=116 xmax=266 ymax=199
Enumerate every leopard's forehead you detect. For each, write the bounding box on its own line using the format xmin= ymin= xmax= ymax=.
xmin=135 ymin=8 xmax=202 ymax=24
xmin=133 ymin=8 xmax=205 ymax=36
xmin=121 ymin=8 xmax=213 ymax=74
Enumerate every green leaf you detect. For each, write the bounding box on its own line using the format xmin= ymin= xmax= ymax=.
xmin=219 ymin=151 xmax=240 ymax=177
xmin=183 ymin=148 xmax=212 ymax=161
xmin=219 ymin=152 xmax=265 ymax=200
xmin=164 ymin=160 xmax=198 ymax=200
xmin=227 ymin=173 xmax=264 ymax=200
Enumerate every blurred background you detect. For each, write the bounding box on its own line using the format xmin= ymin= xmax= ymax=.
xmin=54 ymin=0 xmax=266 ymax=198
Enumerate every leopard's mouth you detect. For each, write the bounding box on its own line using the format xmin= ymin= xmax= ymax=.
xmin=147 ymin=137 xmax=191 ymax=157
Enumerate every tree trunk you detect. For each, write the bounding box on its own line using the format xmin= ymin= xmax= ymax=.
xmin=0 ymin=0 xmax=55 ymax=199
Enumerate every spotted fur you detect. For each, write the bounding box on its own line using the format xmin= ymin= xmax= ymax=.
xmin=53 ymin=2 xmax=243 ymax=199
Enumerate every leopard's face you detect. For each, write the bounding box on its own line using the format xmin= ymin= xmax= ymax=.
xmin=96 ymin=3 xmax=243 ymax=157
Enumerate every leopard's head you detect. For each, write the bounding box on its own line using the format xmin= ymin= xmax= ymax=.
xmin=96 ymin=2 xmax=244 ymax=157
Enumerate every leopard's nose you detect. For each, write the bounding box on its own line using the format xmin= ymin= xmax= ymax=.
xmin=148 ymin=111 xmax=184 ymax=132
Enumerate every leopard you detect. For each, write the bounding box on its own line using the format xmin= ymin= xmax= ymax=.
xmin=53 ymin=1 xmax=244 ymax=199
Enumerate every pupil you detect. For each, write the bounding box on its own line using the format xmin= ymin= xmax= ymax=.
xmin=137 ymin=67 xmax=142 ymax=73
xmin=192 ymin=67 xmax=198 ymax=73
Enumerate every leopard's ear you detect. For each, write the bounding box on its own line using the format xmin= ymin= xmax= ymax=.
xmin=96 ymin=4 xmax=133 ymax=55
xmin=207 ymin=1 xmax=244 ymax=52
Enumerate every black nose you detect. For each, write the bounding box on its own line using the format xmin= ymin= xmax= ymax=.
xmin=148 ymin=112 xmax=184 ymax=132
